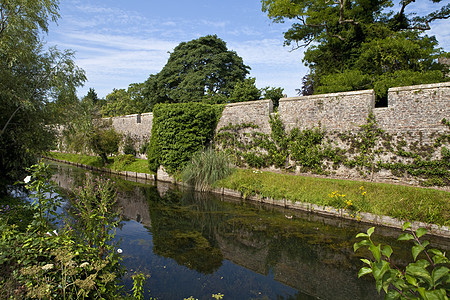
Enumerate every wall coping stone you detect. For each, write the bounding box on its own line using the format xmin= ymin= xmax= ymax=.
xmin=279 ymin=89 xmax=374 ymax=103
xmin=223 ymin=99 xmax=272 ymax=108
xmin=388 ymin=81 xmax=450 ymax=92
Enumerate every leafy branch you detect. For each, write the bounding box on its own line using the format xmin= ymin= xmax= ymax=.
xmin=354 ymin=223 xmax=449 ymax=299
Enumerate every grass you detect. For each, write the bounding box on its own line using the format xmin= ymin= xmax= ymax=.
xmin=46 ymin=152 xmax=152 ymax=174
xmin=180 ymin=148 xmax=232 ymax=191
xmin=47 ymin=152 xmax=450 ymax=226
xmin=214 ymin=169 xmax=450 ymax=226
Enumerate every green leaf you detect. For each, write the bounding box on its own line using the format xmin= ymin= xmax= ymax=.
xmin=406 ymin=260 xmax=432 ymax=286
xmin=382 ymin=245 xmax=393 ymax=259
xmin=422 ymin=289 xmax=447 ymax=300
xmin=353 ymin=240 xmax=371 ymax=252
xmin=397 ymin=233 xmax=414 ymax=241
xmin=412 ymin=245 xmax=424 ymax=261
xmin=385 ymin=289 xmax=402 ymax=300
xmin=370 ymin=244 xmax=381 ymax=262
xmin=360 ymin=259 xmax=371 ymax=266
xmin=402 ymin=222 xmax=411 ymax=231
xmin=358 ymin=267 xmax=373 ymax=278
xmin=415 ymin=228 xmax=428 ymax=238
xmin=429 ymin=249 xmax=449 ymax=265
xmin=367 ymin=227 xmax=375 ymax=237
xmin=355 ymin=232 xmax=368 ymax=238
xmin=405 ymin=274 xmax=418 ymax=287
xmin=432 ymin=266 xmax=449 ymax=285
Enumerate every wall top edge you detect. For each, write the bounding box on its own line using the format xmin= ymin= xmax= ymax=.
xmin=224 ymin=99 xmax=272 ymax=108
xmin=279 ymin=89 xmax=374 ymax=102
xmin=141 ymin=112 xmax=153 ymax=117
xmin=109 ymin=114 xmax=139 ymax=119
xmin=388 ymin=82 xmax=450 ymax=92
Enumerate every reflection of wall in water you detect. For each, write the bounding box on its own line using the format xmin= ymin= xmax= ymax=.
xmin=118 ymin=187 xmax=152 ymax=227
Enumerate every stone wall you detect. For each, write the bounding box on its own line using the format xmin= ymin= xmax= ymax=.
xmin=110 ymin=82 xmax=450 ymax=185
xmin=375 ymin=83 xmax=449 ymax=135
xmin=278 ymin=89 xmax=374 ymax=132
xmin=216 ymin=99 xmax=273 ymax=133
xmin=110 ymin=112 xmax=153 ymax=158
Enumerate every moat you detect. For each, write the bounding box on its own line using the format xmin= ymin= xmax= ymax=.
xmin=50 ymin=161 xmax=450 ymax=300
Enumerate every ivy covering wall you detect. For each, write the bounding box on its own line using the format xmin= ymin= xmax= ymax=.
xmin=147 ymin=103 xmax=224 ymax=174
xmin=215 ymin=113 xmax=450 ymax=186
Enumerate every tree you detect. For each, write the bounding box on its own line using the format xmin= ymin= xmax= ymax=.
xmin=88 ymin=120 xmax=122 ymax=166
xmin=144 ymin=35 xmax=250 ymax=109
xmin=0 ymin=0 xmax=85 ymax=191
xmin=102 ymin=83 xmax=148 ymax=117
xmin=262 ymin=86 xmax=284 ymax=109
xmin=228 ymin=78 xmax=262 ymax=103
xmin=261 ymin=0 xmax=449 ymax=101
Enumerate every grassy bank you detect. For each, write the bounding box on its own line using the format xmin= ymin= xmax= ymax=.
xmin=215 ymin=169 xmax=450 ymax=226
xmin=47 ymin=152 xmax=449 ymax=226
xmin=46 ymin=152 xmax=151 ymax=174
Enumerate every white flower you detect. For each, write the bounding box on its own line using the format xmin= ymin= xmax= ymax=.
xmin=24 ymin=176 xmax=31 ymax=183
xmin=42 ymin=263 xmax=54 ymax=271
xmin=117 ymin=248 xmax=123 ymax=254
xmin=53 ymin=230 xmax=58 ymax=236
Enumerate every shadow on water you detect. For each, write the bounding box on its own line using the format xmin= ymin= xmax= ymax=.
xmin=50 ymin=161 xmax=450 ymax=300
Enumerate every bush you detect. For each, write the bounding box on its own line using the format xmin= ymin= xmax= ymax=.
xmin=122 ymin=134 xmax=136 ymax=156
xmin=147 ymin=103 xmax=224 ymax=174
xmin=0 ymin=163 xmax=123 ymax=299
xmin=181 ymin=148 xmax=233 ymax=191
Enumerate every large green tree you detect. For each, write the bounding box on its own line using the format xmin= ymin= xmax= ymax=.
xmin=144 ymin=35 xmax=250 ymax=109
xmin=262 ymin=0 xmax=449 ymax=101
xmin=0 ymin=0 xmax=85 ymax=189
xmin=102 ymin=83 xmax=148 ymax=117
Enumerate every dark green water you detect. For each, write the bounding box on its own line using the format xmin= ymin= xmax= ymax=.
xmin=50 ymin=161 xmax=450 ymax=300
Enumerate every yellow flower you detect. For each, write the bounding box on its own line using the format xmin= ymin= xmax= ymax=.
xmin=359 ymin=186 xmax=364 ymax=190
xmin=362 ymin=191 xmax=367 ymax=196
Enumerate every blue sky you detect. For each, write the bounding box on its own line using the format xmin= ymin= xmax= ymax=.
xmin=46 ymin=0 xmax=450 ymax=99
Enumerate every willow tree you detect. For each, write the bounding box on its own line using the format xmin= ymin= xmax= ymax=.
xmin=0 ymin=0 xmax=86 ymax=190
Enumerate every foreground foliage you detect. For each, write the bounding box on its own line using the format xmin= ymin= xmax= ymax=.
xmin=354 ymin=223 xmax=449 ymax=299
xmin=0 ymin=162 xmax=124 ymax=299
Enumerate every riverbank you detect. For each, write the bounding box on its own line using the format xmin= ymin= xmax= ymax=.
xmin=45 ymin=152 xmax=450 ymax=237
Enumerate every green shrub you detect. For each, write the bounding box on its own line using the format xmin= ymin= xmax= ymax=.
xmin=147 ymin=103 xmax=224 ymax=174
xmin=122 ymin=134 xmax=136 ymax=156
xmin=181 ymin=148 xmax=233 ymax=191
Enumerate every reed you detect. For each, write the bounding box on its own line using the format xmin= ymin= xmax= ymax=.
xmin=181 ymin=148 xmax=233 ymax=191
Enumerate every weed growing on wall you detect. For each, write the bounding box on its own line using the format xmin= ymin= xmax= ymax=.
xmin=216 ymin=111 xmax=450 ymax=186
xmin=147 ymin=103 xmax=224 ymax=174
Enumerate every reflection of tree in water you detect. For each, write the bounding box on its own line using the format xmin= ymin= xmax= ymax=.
xmin=145 ymin=186 xmax=224 ymax=274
